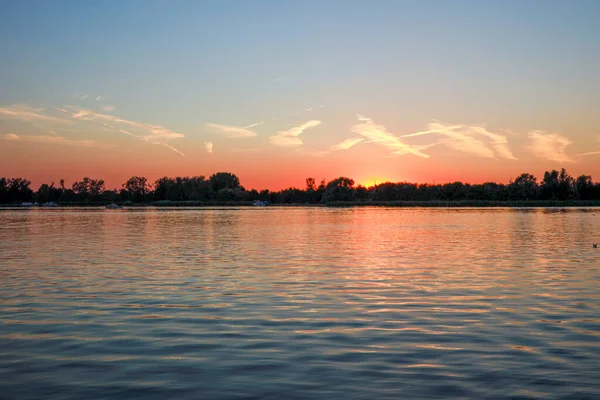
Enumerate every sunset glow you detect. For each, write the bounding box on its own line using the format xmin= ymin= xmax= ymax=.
xmin=358 ymin=177 xmax=396 ymax=188
xmin=1 ymin=1 xmax=599 ymax=191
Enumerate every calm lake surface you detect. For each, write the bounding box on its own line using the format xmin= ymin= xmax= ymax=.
xmin=1 ymin=207 xmax=599 ymax=399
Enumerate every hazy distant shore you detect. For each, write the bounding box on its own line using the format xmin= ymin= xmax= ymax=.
xmin=3 ymin=200 xmax=600 ymax=208
xmin=4 ymin=169 xmax=600 ymax=207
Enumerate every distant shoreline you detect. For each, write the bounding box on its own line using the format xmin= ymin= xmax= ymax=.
xmin=3 ymin=200 xmax=600 ymax=208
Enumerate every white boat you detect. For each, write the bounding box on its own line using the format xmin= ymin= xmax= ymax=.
xmin=253 ymin=200 xmax=268 ymax=207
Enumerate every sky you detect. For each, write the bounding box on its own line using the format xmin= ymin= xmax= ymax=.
xmin=1 ymin=0 xmax=599 ymax=190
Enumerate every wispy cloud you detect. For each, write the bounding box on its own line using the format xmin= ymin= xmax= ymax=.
xmin=330 ymin=137 xmax=364 ymax=151
xmin=3 ymin=103 xmax=183 ymax=155
xmin=270 ymin=120 xmax=321 ymax=147
xmin=576 ymin=151 xmax=600 ymax=157
xmin=68 ymin=107 xmax=184 ymax=139
xmin=528 ymin=131 xmax=573 ymax=163
xmin=103 ymin=105 xmax=115 ymax=112
xmin=205 ymin=141 xmax=213 ymax=153
xmin=205 ymin=121 xmax=262 ymax=138
xmin=160 ymin=143 xmax=184 ymax=156
xmin=65 ymin=106 xmax=185 ymax=155
xmin=400 ymin=121 xmax=516 ymax=159
xmin=72 ymin=93 xmax=88 ymax=100
xmin=96 ymin=96 xmax=106 ymax=101
xmin=2 ymin=133 xmax=95 ymax=147
xmin=1 ymin=104 xmax=72 ymax=124
xmin=275 ymin=76 xmax=289 ymax=82
xmin=352 ymin=115 xmax=430 ymax=158
xmin=392 ymin=141 xmax=445 ymax=156
xmin=469 ymin=125 xmax=516 ymax=160
xmin=576 ymin=137 xmax=600 ymax=156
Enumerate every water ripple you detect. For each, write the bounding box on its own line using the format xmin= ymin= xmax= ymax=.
xmin=1 ymin=207 xmax=599 ymax=399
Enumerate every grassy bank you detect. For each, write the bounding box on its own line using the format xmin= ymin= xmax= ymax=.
xmin=3 ymin=200 xmax=600 ymax=208
xmin=323 ymin=200 xmax=600 ymax=207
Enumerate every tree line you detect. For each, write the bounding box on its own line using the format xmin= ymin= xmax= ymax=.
xmin=1 ymin=169 xmax=600 ymax=205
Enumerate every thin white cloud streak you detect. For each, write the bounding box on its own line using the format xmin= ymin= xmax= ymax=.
xmin=2 ymin=133 xmax=95 ymax=147
xmin=73 ymin=93 xmax=88 ymax=100
xmin=392 ymin=141 xmax=445 ymax=156
xmin=96 ymin=96 xmax=106 ymax=101
xmin=352 ymin=115 xmax=430 ymax=158
xmin=575 ymin=151 xmax=600 ymax=157
xmin=160 ymin=143 xmax=184 ymax=156
xmin=68 ymin=107 xmax=184 ymax=140
xmin=275 ymin=76 xmax=289 ymax=82
xmin=400 ymin=122 xmax=516 ymax=159
xmin=1 ymin=104 xmax=72 ymax=124
xmin=3 ymin=104 xmax=183 ymax=155
xmin=205 ymin=141 xmax=213 ymax=153
xmin=528 ymin=131 xmax=574 ymax=163
xmin=205 ymin=122 xmax=262 ymax=138
xmin=66 ymin=106 xmax=185 ymax=155
xmin=242 ymin=122 xmax=264 ymax=130
xmin=270 ymin=120 xmax=321 ymax=147
xmin=103 ymin=105 xmax=115 ymax=112
xmin=330 ymin=137 xmax=364 ymax=151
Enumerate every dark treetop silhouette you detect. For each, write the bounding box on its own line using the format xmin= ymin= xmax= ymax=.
xmin=2 ymin=169 xmax=600 ymax=206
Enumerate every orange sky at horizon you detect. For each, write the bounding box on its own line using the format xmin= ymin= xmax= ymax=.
xmin=2 ymin=2 xmax=600 ymax=192
xmin=2 ymin=136 xmax=600 ymax=192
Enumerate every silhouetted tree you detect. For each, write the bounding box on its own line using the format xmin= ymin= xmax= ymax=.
xmin=0 ymin=177 xmax=8 ymax=204
xmin=540 ymin=169 xmax=575 ymax=200
xmin=1 ymin=178 xmax=34 ymax=203
xmin=575 ymin=175 xmax=599 ymax=200
xmin=508 ymin=173 xmax=539 ymax=200
xmin=322 ymin=177 xmax=355 ymax=202
xmin=354 ymin=185 xmax=370 ymax=201
xmin=210 ymin=172 xmax=240 ymax=192
xmin=259 ymin=189 xmax=270 ymax=202
xmin=154 ymin=176 xmax=212 ymax=201
xmin=216 ymin=188 xmax=242 ymax=201
xmin=5 ymin=168 xmax=600 ymax=206
xmin=72 ymin=177 xmax=105 ymax=202
xmin=122 ymin=176 xmax=151 ymax=202
xmin=36 ymin=184 xmax=52 ymax=203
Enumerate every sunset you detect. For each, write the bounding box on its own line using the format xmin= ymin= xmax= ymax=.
xmin=2 ymin=1 xmax=600 ymax=190
xmin=1 ymin=1 xmax=599 ymax=399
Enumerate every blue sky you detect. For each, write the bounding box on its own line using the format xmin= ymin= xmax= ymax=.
xmin=1 ymin=0 xmax=599 ymax=188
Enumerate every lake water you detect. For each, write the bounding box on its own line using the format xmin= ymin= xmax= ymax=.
xmin=1 ymin=207 xmax=599 ymax=399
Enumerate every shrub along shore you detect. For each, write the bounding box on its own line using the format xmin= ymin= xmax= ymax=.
xmin=2 ymin=168 xmax=600 ymax=207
